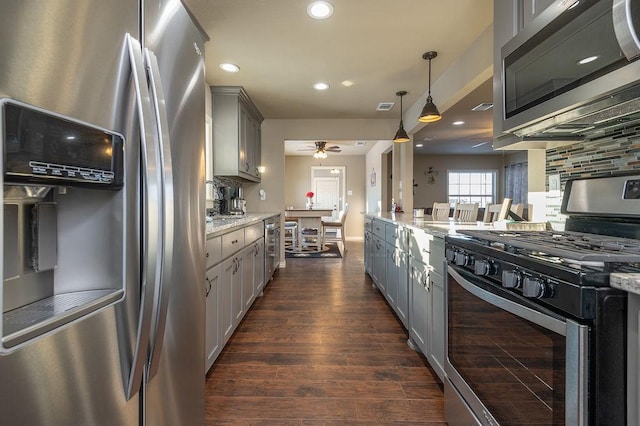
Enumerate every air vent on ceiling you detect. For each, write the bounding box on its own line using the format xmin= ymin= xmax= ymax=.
xmin=471 ymin=102 xmax=493 ymax=111
xmin=376 ymin=102 xmax=395 ymax=111
xmin=355 ymin=141 xmax=366 ymax=147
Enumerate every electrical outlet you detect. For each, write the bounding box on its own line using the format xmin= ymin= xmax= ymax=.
xmin=548 ymin=174 xmax=560 ymax=191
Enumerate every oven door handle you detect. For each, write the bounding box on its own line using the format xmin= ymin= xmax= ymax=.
xmin=447 ymin=266 xmax=567 ymax=335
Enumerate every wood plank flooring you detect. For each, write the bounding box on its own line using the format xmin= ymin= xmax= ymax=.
xmin=205 ymin=242 xmax=445 ymax=425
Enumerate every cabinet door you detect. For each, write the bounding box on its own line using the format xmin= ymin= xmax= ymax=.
xmin=409 ymin=257 xmax=428 ymax=354
xmin=372 ymin=235 xmax=385 ymax=292
xmin=427 ymin=269 xmax=445 ymax=381
xmin=519 ymin=0 xmax=555 ymax=31
xmin=364 ymin=231 xmax=371 ymax=273
xmin=205 ymin=264 xmax=222 ymax=372
xmin=233 ymin=255 xmax=245 ymax=326
xmin=396 ymin=251 xmax=409 ymax=329
xmin=238 ymin=105 xmax=249 ymax=176
xmin=254 ymin=238 xmax=265 ymax=295
xmin=385 ymin=243 xmax=398 ymax=308
xmin=221 ymin=257 xmax=236 ymax=343
xmin=241 ymin=245 xmax=255 ymax=313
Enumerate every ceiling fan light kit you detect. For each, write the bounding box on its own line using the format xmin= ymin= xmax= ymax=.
xmin=299 ymin=141 xmax=341 ymax=158
xmin=393 ymin=90 xmax=410 ymax=143
xmin=418 ymin=51 xmax=442 ymax=123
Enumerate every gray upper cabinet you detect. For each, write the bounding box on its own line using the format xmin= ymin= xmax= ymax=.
xmin=518 ymin=0 xmax=556 ymax=31
xmin=211 ymin=86 xmax=264 ymax=182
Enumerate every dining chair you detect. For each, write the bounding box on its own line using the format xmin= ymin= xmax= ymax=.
xmin=431 ymin=202 xmax=451 ymax=221
xmin=483 ymin=198 xmax=512 ymax=223
xmin=510 ymin=203 xmax=525 ymax=219
xmin=322 ymin=203 xmax=349 ymax=251
xmin=453 ymin=202 xmax=479 ymax=222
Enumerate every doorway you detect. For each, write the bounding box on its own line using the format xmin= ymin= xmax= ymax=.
xmin=311 ymin=166 xmax=346 ymax=220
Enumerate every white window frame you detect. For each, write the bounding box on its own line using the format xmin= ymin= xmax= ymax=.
xmin=447 ymin=170 xmax=497 ymax=208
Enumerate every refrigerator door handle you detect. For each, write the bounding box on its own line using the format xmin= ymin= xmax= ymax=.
xmin=144 ymin=48 xmax=175 ymax=381
xmin=124 ymin=34 xmax=162 ymax=401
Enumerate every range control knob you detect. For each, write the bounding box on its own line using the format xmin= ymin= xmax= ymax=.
xmin=474 ymin=260 xmax=497 ymax=276
xmin=445 ymin=249 xmax=456 ymax=262
xmin=502 ymin=270 xmax=522 ymax=289
xmin=454 ymin=252 xmax=471 ymax=266
xmin=522 ymin=277 xmax=549 ymax=298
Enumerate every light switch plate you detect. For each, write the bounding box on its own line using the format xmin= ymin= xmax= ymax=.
xmin=548 ymin=174 xmax=560 ymax=192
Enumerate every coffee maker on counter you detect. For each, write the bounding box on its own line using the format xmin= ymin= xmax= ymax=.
xmin=220 ymin=186 xmax=246 ymax=215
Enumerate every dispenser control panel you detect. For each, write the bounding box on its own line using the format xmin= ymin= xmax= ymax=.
xmin=1 ymin=99 xmax=124 ymax=189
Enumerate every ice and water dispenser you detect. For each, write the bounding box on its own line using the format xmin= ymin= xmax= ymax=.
xmin=1 ymin=99 xmax=126 ymax=351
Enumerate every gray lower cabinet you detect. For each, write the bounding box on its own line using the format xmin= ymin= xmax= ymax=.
xmin=221 ymin=255 xmax=239 ymax=344
xmin=372 ymin=235 xmax=385 ymax=292
xmin=409 ymin=256 xmax=429 ymax=353
xmin=385 ymin=243 xmax=398 ymax=308
xmin=205 ymin=222 xmax=268 ymax=373
xmin=205 ymin=263 xmax=222 ymax=372
xmin=253 ymin=238 xmax=266 ymax=295
xmin=408 ymin=228 xmax=446 ymax=382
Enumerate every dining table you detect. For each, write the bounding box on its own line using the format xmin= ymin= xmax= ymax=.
xmin=284 ymin=208 xmax=334 ymax=253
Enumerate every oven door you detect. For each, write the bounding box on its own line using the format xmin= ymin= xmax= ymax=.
xmin=445 ymin=265 xmax=589 ymax=426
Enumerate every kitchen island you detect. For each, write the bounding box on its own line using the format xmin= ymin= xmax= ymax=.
xmin=364 ymin=212 xmax=494 ymax=381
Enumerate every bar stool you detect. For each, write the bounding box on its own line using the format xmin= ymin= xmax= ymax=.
xmin=284 ymin=221 xmax=298 ymax=248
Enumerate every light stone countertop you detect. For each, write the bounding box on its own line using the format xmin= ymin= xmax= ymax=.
xmin=610 ymin=273 xmax=640 ymax=295
xmin=206 ymin=212 xmax=281 ymax=238
xmin=365 ymin=212 xmax=495 ymax=238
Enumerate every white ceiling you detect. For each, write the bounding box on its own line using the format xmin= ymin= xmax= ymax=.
xmin=184 ymin=0 xmax=496 ymax=154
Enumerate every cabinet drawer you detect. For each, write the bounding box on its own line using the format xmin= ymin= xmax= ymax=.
xmin=372 ymin=219 xmax=385 ymax=238
xmin=205 ymin=236 xmax=222 ymax=269
xmin=408 ymin=228 xmax=433 ymax=260
xmin=244 ymin=222 xmax=264 ymax=244
xmin=364 ymin=216 xmax=373 ymax=232
xmin=222 ymin=228 xmax=245 ymax=259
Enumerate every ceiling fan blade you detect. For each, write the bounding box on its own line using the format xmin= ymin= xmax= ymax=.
xmin=326 ymin=148 xmax=341 ymax=152
xmin=297 ymin=148 xmax=316 ymax=151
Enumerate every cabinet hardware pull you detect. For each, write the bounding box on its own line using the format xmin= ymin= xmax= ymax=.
xmin=205 ymin=277 xmax=212 ymax=297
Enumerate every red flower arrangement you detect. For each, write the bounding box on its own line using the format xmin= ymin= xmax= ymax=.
xmin=306 ymin=191 xmax=314 ymax=198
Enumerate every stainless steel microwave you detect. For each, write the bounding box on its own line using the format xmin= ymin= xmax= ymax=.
xmin=500 ymin=0 xmax=640 ymax=141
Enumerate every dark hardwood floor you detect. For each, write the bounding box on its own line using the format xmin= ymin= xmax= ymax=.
xmin=205 ymin=241 xmax=446 ymax=425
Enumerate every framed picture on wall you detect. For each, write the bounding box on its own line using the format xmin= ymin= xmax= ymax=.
xmin=370 ymin=169 xmax=376 ymax=187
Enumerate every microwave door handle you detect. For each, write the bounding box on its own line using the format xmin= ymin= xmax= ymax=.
xmin=613 ymin=0 xmax=640 ymax=60
xmin=447 ymin=266 xmax=567 ymax=336
xmin=144 ymin=48 xmax=174 ymax=381
xmin=124 ymin=34 xmax=162 ymax=401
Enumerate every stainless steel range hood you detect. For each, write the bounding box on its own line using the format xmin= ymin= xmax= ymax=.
xmin=494 ymin=84 xmax=640 ymax=150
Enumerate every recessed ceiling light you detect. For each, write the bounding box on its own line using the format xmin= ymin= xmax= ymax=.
xmin=578 ymin=55 xmax=598 ymax=65
xmin=313 ymin=82 xmax=330 ymax=90
xmin=219 ymin=63 xmax=240 ymax=73
xmin=341 ymin=80 xmax=354 ymax=87
xmin=415 ymin=143 xmax=424 ymax=148
xmin=307 ymin=1 xmax=334 ymax=19
xmin=452 ymin=120 xmax=465 ymax=126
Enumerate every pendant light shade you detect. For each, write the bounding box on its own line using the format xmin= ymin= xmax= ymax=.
xmin=393 ymin=90 xmax=410 ymax=143
xmin=418 ymin=51 xmax=441 ymax=123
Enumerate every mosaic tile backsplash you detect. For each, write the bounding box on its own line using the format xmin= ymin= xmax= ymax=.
xmin=545 ymin=125 xmax=640 ymax=226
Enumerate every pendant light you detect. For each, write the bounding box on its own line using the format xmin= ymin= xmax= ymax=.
xmin=418 ymin=51 xmax=442 ymax=123
xmin=393 ymin=91 xmax=410 ymax=143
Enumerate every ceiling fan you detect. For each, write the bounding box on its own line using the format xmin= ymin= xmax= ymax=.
xmin=297 ymin=141 xmax=341 ymax=158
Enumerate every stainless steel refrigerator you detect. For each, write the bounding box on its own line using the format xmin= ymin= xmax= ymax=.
xmin=0 ymin=1 xmax=207 ymax=424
